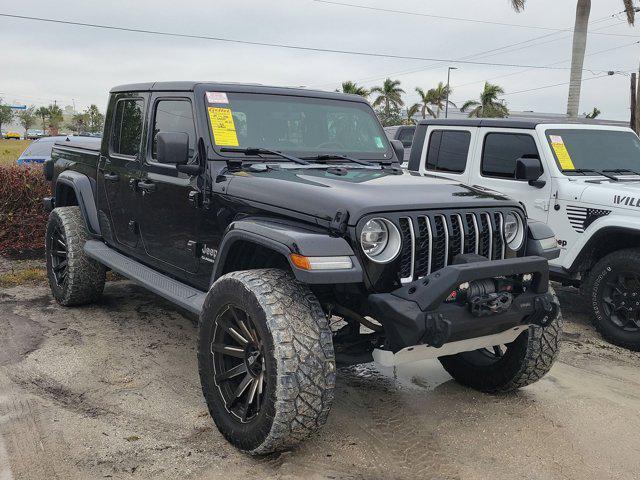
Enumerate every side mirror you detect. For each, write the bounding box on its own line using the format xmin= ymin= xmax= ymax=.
xmin=156 ymin=132 xmax=189 ymax=165
xmin=516 ymin=156 xmax=544 ymax=187
xmin=390 ymin=139 xmax=404 ymax=163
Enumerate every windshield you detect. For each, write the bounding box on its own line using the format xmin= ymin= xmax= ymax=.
xmin=21 ymin=139 xmax=55 ymax=157
xmin=206 ymin=92 xmax=391 ymax=160
xmin=546 ymin=129 xmax=640 ymax=174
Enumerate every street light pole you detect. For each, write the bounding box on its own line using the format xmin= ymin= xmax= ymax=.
xmin=445 ymin=66 xmax=457 ymax=119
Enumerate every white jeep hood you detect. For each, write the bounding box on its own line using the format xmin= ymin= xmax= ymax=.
xmin=575 ymin=179 xmax=640 ymax=211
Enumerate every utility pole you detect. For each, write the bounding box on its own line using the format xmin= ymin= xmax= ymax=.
xmin=631 ymin=73 xmax=636 ymax=132
xmin=636 ymin=63 xmax=640 ymax=135
xmin=445 ymin=66 xmax=457 ymax=118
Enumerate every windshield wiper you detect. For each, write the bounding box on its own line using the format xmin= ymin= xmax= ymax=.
xmin=603 ymin=168 xmax=640 ymax=176
xmin=307 ymin=154 xmax=375 ymax=167
xmin=564 ymin=168 xmax=619 ymax=182
xmin=220 ymin=147 xmax=310 ymax=165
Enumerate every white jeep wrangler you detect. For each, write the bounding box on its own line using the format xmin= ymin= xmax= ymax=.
xmin=408 ymin=118 xmax=640 ymax=350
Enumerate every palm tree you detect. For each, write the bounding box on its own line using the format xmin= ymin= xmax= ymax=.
xmin=415 ymin=87 xmax=437 ymax=119
xmin=424 ymin=82 xmax=456 ymax=118
xmin=461 ymin=82 xmax=509 ymax=118
xmin=405 ymin=103 xmax=421 ymax=125
xmin=370 ymin=78 xmax=405 ymax=117
xmin=47 ymin=104 xmax=64 ymax=133
xmin=35 ymin=106 xmax=49 ymax=133
xmin=511 ymin=0 xmax=635 ymax=117
xmin=339 ymin=81 xmax=369 ymax=97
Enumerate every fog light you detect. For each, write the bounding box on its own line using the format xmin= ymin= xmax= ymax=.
xmin=523 ymin=273 xmax=533 ymax=282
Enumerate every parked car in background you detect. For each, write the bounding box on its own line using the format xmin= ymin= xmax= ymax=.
xmin=17 ymin=135 xmax=100 ymax=165
xmin=383 ymin=125 xmax=415 ymax=164
xmin=407 ymin=118 xmax=640 ymax=351
xmin=26 ymin=129 xmax=46 ymax=140
xmin=4 ymin=131 xmax=21 ymax=140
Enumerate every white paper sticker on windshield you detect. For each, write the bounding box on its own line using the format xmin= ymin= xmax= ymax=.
xmin=206 ymin=92 xmax=229 ymax=104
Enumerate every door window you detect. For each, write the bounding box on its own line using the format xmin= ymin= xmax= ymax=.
xmin=151 ymin=99 xmax=196 ymax=161
xmin=481 ymin=133 xmax=539 ymax=178
xmin=111 ymin=99 xmax=144 ymax=157
xmin=425 ymin=130 xmax=470 ymax=173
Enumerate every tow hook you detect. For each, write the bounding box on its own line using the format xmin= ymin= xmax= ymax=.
xmin=527 ymin=294 xmax=558 ymax=327
xmin=469 ymin=292 xmax=513 ymax=317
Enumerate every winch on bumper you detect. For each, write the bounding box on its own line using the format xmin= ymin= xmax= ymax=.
xmin=367 ymin=254 xmax=558 ymax=359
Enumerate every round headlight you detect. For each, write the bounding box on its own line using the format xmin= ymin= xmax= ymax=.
xmin=360 ymin=218 xmax=401 ymax=263
xmin=504 ymin=212 xmax=524 ymax=250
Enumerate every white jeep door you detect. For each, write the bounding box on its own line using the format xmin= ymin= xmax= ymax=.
xmin=468 ymin=127 xmax=552 ymax=223
xmin=416 ymin=126 xmax=476 ymax=184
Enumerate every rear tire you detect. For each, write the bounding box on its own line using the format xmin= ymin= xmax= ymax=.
xmin=45 ymin=206 xmax=106 ymax=306
xmin=439 ymin=287 xmax=562 ymax=393
xmin=586 ymin=249 xmax=640 ymax=351
xmin=198 ymin=269 xmax=336 ymax=454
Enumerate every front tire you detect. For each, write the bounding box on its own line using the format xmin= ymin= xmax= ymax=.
xmin=439 ymin=287 xmax=562 ymax=393
xmin=586 ymin=249 xmax=640 ymax=351
xmin=198 ymin=269 xmax=336 ymax=454
xmin=45 ymin=206 xmax=106 ymax=306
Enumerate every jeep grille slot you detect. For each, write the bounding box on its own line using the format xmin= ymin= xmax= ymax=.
xmin=398 ymin=217 xmax=414 ymax=282
xmin=395 ymin=210 xmax=508 ymax=283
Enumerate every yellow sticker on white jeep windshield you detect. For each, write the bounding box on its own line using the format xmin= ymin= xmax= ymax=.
xmin=208 ymin=107 xmax=239 ymax=147
xmin=549 ymin=134 xmax=575 ymax=170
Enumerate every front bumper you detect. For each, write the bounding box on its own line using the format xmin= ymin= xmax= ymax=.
xmin=367 ymin=255 xmax=558 ymax=352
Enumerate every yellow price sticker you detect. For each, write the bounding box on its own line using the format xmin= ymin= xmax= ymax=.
xmin=549 ymin=135 xmax=575 ymax=170
xmin=208 ymin=107 xmax=239 ymax=147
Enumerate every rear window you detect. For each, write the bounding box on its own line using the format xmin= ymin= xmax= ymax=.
xmin=481 ymin=133 xmax=539 ymax=178
xmin=425 ymin=130 xmax=470 ymax=173
xmin=397 ymin=127 xmax=415 ymax=148
xmin=111 ymin=98 xmax=144 ymax=157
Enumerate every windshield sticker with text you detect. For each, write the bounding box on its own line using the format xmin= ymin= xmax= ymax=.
xmin=206 ymin=91 xmax=229 ymax=104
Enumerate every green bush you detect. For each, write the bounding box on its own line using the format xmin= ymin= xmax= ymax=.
xmin=0 ymin=165 xmax=49 ymax=256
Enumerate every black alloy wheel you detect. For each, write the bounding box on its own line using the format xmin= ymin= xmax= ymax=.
xmin=48 ymin=224 xmax=69 ymax=287
xmin=212 ymin=304 xmax=266 ymax=423
xmin=601 ymin=271 xmax=640 ymax=332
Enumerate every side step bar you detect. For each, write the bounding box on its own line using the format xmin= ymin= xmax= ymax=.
xmin=84 ymin=240 xmax=206 ymax=315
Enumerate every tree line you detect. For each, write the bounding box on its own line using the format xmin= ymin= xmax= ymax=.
xmin=0 ymin=100 xmax=104 ymax=138
xmin=339 ymin=79 xmax=509 ymax=126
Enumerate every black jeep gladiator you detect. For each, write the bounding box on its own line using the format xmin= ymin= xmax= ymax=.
xmin=43 ymin=82 xmax=562 ymax=454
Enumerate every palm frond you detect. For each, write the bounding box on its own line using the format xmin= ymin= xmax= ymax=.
xmin=460 ymin=100 xmax=479 ymax=113
xmin=510 ymin=0 xmax=526 ymax=12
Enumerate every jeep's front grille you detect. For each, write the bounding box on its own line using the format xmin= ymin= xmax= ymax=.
xmin=397 ymin=211 xmax=507 ymax=283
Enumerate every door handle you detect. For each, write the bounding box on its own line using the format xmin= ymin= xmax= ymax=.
xmin=103 ymin=172 xmax=119 ymax=182
xmin=137 ymin=180 xmax=156 ymax=193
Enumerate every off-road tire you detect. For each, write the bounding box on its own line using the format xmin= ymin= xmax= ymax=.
xmin=438 ymin=287 xmax=562 ymax=393
xmin=46 ymin=206 xmax=106 ymax=306
xmin=198 ymin=269 xmax=336 ymax=454
xmin=586 ymin=249 xmax=640 ymax=351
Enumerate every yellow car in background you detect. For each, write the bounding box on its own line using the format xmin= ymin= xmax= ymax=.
xmin=4 ymin=131 xmax=21 ymax=140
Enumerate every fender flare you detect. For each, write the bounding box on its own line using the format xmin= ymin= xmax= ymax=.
xmin=55 ymin=171 xmax=101 ymax=236
xmin=210 ymin=217 xmax=363 ymax=286
xmin=567 ymin=223 xmax=640 ymax=272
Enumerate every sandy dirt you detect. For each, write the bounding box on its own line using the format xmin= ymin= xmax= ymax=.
xmin=1 ymin=264 xmax=639 ymax=480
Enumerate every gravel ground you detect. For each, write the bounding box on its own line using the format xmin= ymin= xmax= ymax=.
xmin=1 ymin=258 xmax=639 ymax=480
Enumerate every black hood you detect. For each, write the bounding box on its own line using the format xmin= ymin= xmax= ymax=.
xmin=224 ymin=166 xmax=516 ymax=225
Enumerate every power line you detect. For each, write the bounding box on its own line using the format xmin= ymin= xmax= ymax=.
xmin=453 ymin=39 xmax=640 ymax=90
xmin=502 ymin=73 xmax=613 ymax=96
xmin=312 ymin=0 xmax=640 ymax=38
xmin=311 ymin=12 xmax=627 ymax=88
xmin=0 ymin=13 xmax=621 ymax=73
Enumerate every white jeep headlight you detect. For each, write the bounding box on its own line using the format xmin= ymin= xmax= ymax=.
xmin=504 ymin=212 xmax=525 ymax=250
xmin=360 ymin=218 xmax=401 ymax=263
